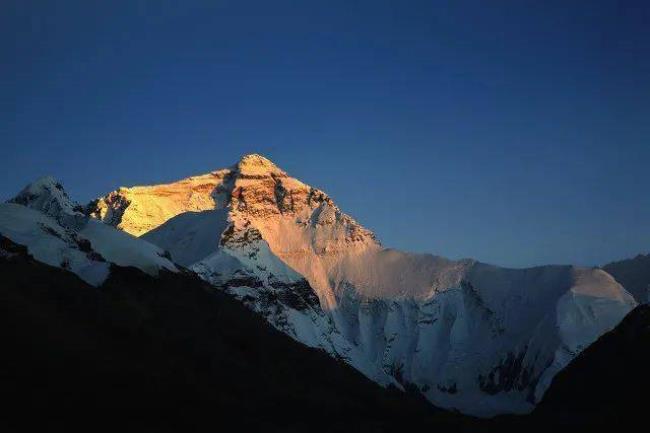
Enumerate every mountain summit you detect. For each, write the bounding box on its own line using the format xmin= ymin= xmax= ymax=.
xmin=87 ymin=154 xmax=637 ymax=416
xmin=9 ymin=176 xmax=84 ymax=222
xmin=234 ymin=153 xmax=286 ymax=176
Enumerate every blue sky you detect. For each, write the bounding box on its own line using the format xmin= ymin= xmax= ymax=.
xmin=2 ymin=0 xmax=649 ymax=267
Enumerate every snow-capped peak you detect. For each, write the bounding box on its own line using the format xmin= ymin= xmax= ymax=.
xmin=8 ymin=176 xmax=84 ymax=221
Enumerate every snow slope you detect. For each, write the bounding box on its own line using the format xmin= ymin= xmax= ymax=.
xmin=0 ymin=203 xmax=110 ymax=285
xmin=1 ymin=178 xmax=177 ymax=285
xmin=90 ymin=154 xmax=637 ymax=416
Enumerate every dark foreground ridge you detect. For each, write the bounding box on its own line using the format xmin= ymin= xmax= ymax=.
xmin=0 ymin=236 xmax=479 ymax=433
xmin=533 ymin=303 xmax=650 ymax=428
xmin=2 ymin=233 xmax=649 ymax=432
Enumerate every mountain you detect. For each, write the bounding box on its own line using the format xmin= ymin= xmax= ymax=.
xmin=603 ymin=254 xmax=650 ymax=304
xmin=1 ymin=176 xmax=177 ymax=286
xmin=88 ymin=154 xmax=637 ymax=416
xmin=1 ymin=234 xmax=488 ymax=432
xmin=1 ymin=176 xmax=493 ymax=432
xmin=532 ymin=304 xmax=650 ymax=427
xmin=1 ymin=169 xmax=646 ymax=430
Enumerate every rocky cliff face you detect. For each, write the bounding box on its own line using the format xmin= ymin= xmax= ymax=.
xmin=89 ymin=154 xmax=637 ymax=416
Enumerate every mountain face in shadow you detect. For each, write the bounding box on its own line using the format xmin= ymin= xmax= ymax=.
xmin=532 ymin=304 xmax=650 ymax=427
xmin=0 ymin=235 xmax=482 ymax=433
xmin=603 ymin=254 xmax=650 ymax=304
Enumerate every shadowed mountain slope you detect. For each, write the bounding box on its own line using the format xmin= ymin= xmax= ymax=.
xmin=0 ymin=235 xmax=482 ymax=433
xmin=603 ymin=253 xmax=650 ymax=303
xmin=533 ymin=304 xmax=650 ymax=427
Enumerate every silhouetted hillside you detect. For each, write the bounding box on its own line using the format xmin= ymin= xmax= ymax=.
xmin=0 ymin=236 xmax=479 ymax=432
xmin=533 ymin=304 xmax=650 ymax=428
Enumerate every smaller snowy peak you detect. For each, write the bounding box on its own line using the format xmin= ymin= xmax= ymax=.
xmin=0 ymin=203 xmax=111 ymax=285
xmin=9 ymin=177 xmax=84 ymax=220
xmin=233 ymin=153 xmax=286 ymax=177
xmin=1 ymin=178 xmax=179 ymax=286
xmin=0 ymin=202 xmax=178 ymax=286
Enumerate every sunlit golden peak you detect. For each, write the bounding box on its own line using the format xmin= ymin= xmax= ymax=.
xmin=235 ymin=153 xmax=285 ymax=176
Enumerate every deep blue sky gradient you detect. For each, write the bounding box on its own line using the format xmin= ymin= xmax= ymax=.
xmin=2 ymin=0 xmax=649 ymax=267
